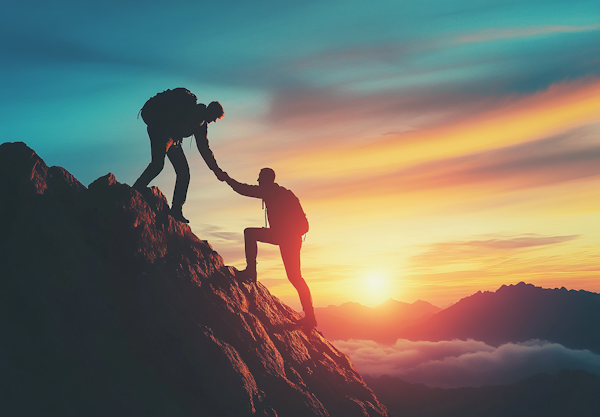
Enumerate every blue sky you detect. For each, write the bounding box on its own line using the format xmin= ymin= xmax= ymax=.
xmin=1 ymin=0 xmax=599 ymax=308
xmin=2 ymin=1 xmax=598 ymax=171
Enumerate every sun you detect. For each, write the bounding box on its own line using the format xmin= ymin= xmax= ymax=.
xmin=361 ymin=272 xmax=389 ymax=305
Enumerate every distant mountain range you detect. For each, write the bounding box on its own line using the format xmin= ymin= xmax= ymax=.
xmin=318 ymin=283 xmax=600 ymax=354
xmin=401 ymin=282 xmax=600 ymax=353
xmin=316 ymin=299 xmax=441 ymax=343
xmin=365 ymin=370 xmax=600 ymax=417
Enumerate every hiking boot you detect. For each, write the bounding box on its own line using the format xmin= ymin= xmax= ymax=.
xmin=296 ymin=314 xmax=317 ymax=329
xmin=170 ymin=207 xmax=189 ymax=223
xmin=237 ymin=268 xmax=257 ymax=283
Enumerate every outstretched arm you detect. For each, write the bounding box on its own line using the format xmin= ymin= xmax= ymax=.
xmin=194 ymin=124 xmax=225 ymax=180
xmin=222 ymin=172 xmax=263 ymax=198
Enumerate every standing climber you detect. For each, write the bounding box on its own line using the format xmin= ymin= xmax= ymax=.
xmin=133 ymin=88 xmax=226 ymax=223
xmin=222 ymin=168 xmax=317 ymax=328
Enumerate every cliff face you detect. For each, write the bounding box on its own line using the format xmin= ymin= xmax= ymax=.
xmin=0 ymin=142 xmax=388 ymax=417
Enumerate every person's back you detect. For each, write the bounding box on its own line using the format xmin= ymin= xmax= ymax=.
xmin=140 ymin=88 xmax=201 ymax=141
xmin=262 ymin=184 xmax=309 ymax=236
xmin=141 ymin=88 xmax=195 ymax=124
xmin=133 ymin=88 xmax=226 ymax=223
xmin=222 ymin=168 xmax=317 ymax=329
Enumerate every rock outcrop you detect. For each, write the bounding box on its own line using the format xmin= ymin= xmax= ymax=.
xmin=0 ymin=142 xmax=388 ymax=417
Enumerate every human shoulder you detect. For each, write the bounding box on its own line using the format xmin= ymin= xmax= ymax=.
xmin=194 ymin=128 xmax=210 ymax=146
xmin=262 ymin=183 xmax=285 ymax=199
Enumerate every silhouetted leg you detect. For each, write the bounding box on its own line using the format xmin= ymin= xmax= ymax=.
xmin=166 ymin=143 xmax=190 ymax=210
xmin=280 ymin=236 xmax=315 ymax=322
xmin=243 ymin=228 xmax=279 ymax=280
xmin=133 ymin=127 xmax=169 ymax=190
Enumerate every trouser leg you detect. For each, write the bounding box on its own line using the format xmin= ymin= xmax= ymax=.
xmin=244 ymin=228 xmax=278 ymax=272
xmin=133 ymin=127 xmax=168 ymax=189
xmin=244 ymin=228 xmax=314 ymax=317
xmin=280 ymin=237 xmax=314 ymax=318
xmin=166 ymin=143 xmax=190 ymax=209
xmin=244 ymin=228 xmax=258 ymax=271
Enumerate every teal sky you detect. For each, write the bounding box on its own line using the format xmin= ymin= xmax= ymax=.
xmin=2 ymin=1 xmax=597 ymax=186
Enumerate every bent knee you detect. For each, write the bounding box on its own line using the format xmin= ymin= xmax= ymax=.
xmin=148 ymin=160 xmax=165 ymax=173
xmin=172 ymin=161 xmax=190 ymax=179
xmin=244 ymin=227 xmax=258 ymax=236
xmin=181 ymin=166 xmax=191 ymax=180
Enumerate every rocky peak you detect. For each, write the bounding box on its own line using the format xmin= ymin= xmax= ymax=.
xmin=400 ymin=280 xmax=600 ymax=353
xmin=0 ymin=142 xmax=388 ymax=417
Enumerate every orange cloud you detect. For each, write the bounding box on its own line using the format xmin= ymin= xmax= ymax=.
xmin=409 ymin=234 xmax=579 ymax=268
xmin=300 ymin=122 xmax=600 ymax=205
xmin=278 ymin=79 xmax=600 ymax=182
xmin=455 ymin=24 xmax=600 ymax=44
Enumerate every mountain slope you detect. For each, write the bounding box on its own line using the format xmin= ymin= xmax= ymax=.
xmin=0 ymin=142 xmax=388 ymax=417
xmin=365 ymin=370 xmax=600 ymax=417
xmin=401 ymin=282 xmax=600 ymax=353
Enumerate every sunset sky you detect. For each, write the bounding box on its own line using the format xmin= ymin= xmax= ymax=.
xmin=2 ymin=0 xmax=599 ymax=311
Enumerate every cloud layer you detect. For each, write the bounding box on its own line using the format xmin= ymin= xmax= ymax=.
xmin=335 ymin=338 xmax=600 ymax=388
xmin=409 ymin=234 xmax=579 ymax=267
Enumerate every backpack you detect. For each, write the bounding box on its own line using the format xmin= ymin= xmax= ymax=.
xmin=266 ymin=186 xmax=309 ymax=236
xmin=139 ymin=88 xmax=198 ymax=127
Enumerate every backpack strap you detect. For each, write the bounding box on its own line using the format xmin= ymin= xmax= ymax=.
xmin=263 ymin=200 xmax=268 ymax=228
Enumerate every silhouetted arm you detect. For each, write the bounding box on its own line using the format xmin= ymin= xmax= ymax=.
xmin=223 ymin=174 xmax=263 ymax=199
xmin=194 ymin=124 xmax=225 ymax=179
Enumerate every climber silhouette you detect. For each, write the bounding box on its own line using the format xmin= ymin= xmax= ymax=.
xmin=133 ymin=88 xmax=226 ymax=223
xmin=223 ymin=168 xmax=317 ymax=328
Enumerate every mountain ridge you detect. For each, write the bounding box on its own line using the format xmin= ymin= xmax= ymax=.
xmin=400 ymin=282 xmax=600 ymax=353
xmin=314 ymin=283 xmax=600 ymax=355
xmin=365 ymin=369 xmax=600 ymax=417
xmin=0 ymin=142 xmax=388 ymax=417
xmin=316 ymin=299 xmax=441 ymax=343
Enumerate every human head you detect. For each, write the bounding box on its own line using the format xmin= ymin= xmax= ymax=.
xmin=206 ymin=101 xmax=224 ymax=123
xmin=258 ymin=168 xmax=275 ymax=185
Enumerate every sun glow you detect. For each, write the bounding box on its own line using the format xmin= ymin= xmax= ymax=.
xmin=362 ymin=272 xmax=390 ymax=306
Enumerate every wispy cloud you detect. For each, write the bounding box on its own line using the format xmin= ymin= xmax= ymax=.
xmin=288 ymin=117 xmax=600 ymax=207
xmin=409 ymin=234 xmax=579 ymax=267
xmin=198 ymin=225 xmax=244 ymax=245
xmin=399 ymin=247 xmax=600 ymax=309
xmin=455 ymin=24 xmax=600 ymax=44
xmin=265 ymin=83 xmax=503 ymax=134
xmin=274 ymin=79 xmax=600 ymax=184
xmin=395 ymin=124 xmax=600 ymax=192
xmin=336 ymin=338 xmax=600 ymax=388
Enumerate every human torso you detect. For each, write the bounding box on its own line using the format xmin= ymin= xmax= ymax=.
xmin=143 ymin=88 xmax=202 ymax=142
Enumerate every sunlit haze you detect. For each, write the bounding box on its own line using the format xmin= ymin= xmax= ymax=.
xmin=2 ymin=0 xmax=599 ymax=311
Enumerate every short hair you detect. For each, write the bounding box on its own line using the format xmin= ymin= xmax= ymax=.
xmin=260 ymin=168 xmax=276 ymax=183
xmin=207 ymin=101 xmax=224 ymax=120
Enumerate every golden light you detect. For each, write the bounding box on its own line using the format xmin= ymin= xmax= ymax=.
xmin=361 ymin=271 xmax=390 ymax=306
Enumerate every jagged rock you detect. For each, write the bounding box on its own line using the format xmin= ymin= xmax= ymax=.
xmin=0 ymin=142 xmax=388 ymax=417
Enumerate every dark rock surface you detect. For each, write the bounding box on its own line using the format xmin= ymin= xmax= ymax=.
xmin=365 ymin=370 xmax=600 ymax=417
xmin=0 ymin=142 xmax=388 ymax=417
